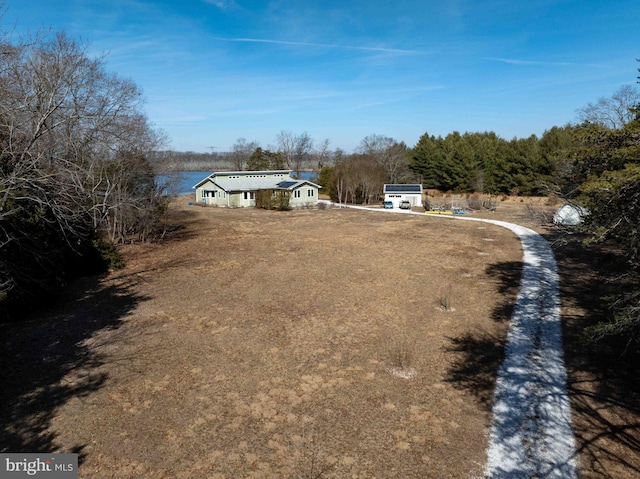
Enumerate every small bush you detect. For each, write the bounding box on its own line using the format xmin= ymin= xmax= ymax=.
xmin=467 ymin=193 xmax=482 ymax=210
xmin=255 ymin=189 xmax=291 ymax=210
xmin=440 ymin=294 xmax=450 ymax=311
xmin=277 ymin=193 xmax=291 ymax=211
xmin=482 ymin=195 xmax=497 ymax=211
xmin=293 ymin=427 xmax=334 ymax=479
xmin=93 ymin=239 xmax=125 ymax=270
xmin=386 ymin=334 xmax=415 ymax=370
xmin=440 ymin=288 xmax=452 ymax=311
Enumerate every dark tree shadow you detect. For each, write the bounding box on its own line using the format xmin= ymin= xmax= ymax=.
xmin=485 ymin=260 xmax=523 ymax=323
xmin=444 ymin=260 xmax=523 ymax=411
xmin=548 ymin=231 xmax=640 ymax=477
xmin=447 ymin=261 xmax=523 ymax=411
xmin=0 ymin=274 xmax=149 ymax=460
xmin=445 ymin=331 xmax=508 ymax=412
xmin=443 ymin=225 xmax=640 ymax=476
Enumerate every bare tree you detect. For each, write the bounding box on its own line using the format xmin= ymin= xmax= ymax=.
xmin=357 ymin=134 xmax=410 ymax=183
xmin=332 ymin=153 xmax=385 ymax=204
xmin=0 ymin=30 xmax=166 ymax=307
xmin=293 ymin=131 xmax=313 ymax=174
xmin=353 ymin=154 xmax=386 ymax=204
xmin=276 ymin=130 xmax=314 ymax=173
xmin=333 ymin=159 xmax=353 ymax=204
xmin=276 ymin=130 xmax=296 ymax=169
xmin=577 ymin=84 xmax=640 ymax=129
xmin=312 ymin=138 xmax=331 ymax=171
xmin=231 ymin=137 xmax=259 ymax=170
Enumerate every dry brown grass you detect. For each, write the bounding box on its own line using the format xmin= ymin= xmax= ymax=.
xmin=6 ymin=196 xmax=637 ymax=478
xmin=39 ymin=200 xmax=524 ymax=478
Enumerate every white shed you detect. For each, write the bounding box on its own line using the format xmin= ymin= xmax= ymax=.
xmin=383 ymin=184 xmax=423 ymax=208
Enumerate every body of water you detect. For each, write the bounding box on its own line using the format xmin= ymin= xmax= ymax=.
xmin=159 ymin=170 xmax=318 ymax=196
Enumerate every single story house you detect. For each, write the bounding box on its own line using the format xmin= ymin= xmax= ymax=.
xmin=193 ymin=170 xmax=321 ymax=208
xmin=383 ymin=184 xmax=423 ymax=208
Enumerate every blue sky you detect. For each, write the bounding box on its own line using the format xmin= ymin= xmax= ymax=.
xmin=4 ymin=0 xmax=639 ymax=152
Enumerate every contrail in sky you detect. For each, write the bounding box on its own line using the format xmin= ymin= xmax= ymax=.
xmin=213 ymin=37 xmax=423 ymax=55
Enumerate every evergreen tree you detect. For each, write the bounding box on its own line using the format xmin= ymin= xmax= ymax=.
xmin=571 ymin=114 xmax=640 ymax=350
xmin=246 ymin=147 xmax=286 ymax=170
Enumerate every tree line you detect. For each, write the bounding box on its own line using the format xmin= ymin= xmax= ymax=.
xmin=315 ymin=79 xmax=640 ymax=356
xmin=150 ymin=132 xmax=331 ymax=173
xmin=0 ymin=31 xmax=167 ymax=318
xmin=2 ymin=16 xmax=639 ymax=354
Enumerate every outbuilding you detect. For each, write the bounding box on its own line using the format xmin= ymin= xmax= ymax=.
xmin=383 ymin=184 xmax=423 ymax=208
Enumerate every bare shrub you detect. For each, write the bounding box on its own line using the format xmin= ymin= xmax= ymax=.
xmin=296 ymin=202 xmax=315 ymax=210
xmin=384 ymin=332 xmax=417 ymax=378
xmin=482 ymin=195 xmax=497 ymax=211
xmin=468 ymin=193 xmax=482 ymax=210
xmin=546 ymin=192 xmax=560 ymax=206
xmin=292 ymin=427 xmax=334 ymax=479
xmin=524 ymin=202 xmax=552 ymax=225
xmin=429 ymin=197 xmax=449 ymax=211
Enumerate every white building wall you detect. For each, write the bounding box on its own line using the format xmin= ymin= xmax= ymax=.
xmin=384 ymin=193 xmax=422 ymax=207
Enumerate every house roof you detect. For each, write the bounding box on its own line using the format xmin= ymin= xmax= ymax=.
xmin=384 ymin=184 xmax=423 ymax=194
xmin=193 ymin=170 xmax=320 ymax=192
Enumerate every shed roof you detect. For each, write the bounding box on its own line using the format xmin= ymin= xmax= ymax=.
xmin=384 ymin=184 xmax=423 ymax=194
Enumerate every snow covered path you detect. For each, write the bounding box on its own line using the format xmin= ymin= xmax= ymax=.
xmin=325 ymin=203 xmax=578 ymax=477
xmin=472 ymin=219 xmax=577 ymax=479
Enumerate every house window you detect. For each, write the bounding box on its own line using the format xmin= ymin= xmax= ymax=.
xmin=294 ymin=190 xmax=301 ymax=198
xmin=243 ymin=191 xmax=255 ymax=200
xmin=307 ymin=189 xmax=314 ymax=197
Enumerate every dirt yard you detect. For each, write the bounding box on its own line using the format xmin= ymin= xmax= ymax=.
xmin=2 ymin=196 xmax=639 ymax=478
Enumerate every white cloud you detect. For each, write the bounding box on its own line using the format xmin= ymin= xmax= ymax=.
xmin=203 ymin=0 xmax=236 ymax=10
xmin=484 ymin=57 xmax=575 ymax=67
